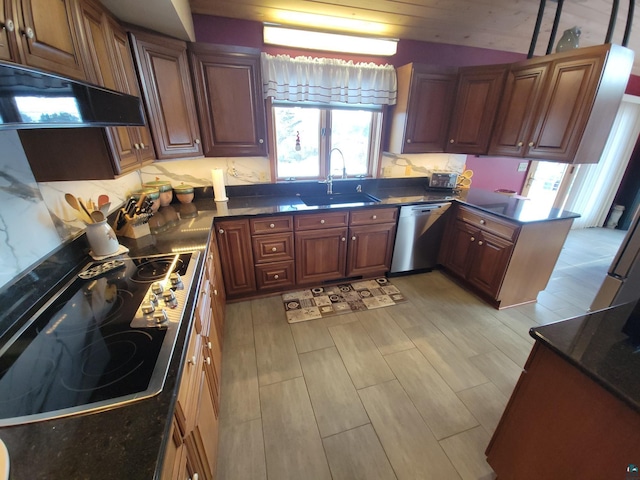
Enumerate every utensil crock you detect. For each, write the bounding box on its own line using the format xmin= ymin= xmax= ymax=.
xmin=85 ymin=220 xmax=119 ymax=256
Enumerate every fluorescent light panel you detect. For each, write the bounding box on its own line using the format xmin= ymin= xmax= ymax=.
xmin=263 ymin=25 xmax=398 ymax=56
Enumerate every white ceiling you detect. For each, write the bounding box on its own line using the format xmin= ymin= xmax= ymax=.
xmin=101 ymin=0 xmax=640 ymax=75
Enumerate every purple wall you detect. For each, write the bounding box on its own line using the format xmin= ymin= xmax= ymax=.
xmin=464 ymin=156 xmax=529 ymax=193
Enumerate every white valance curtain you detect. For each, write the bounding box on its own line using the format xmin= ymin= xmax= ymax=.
xmin=261 ymin=52 xmax=397 ymax=105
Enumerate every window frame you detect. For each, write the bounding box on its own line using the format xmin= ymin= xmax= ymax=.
xmin=267 ymin=99 xmax=383 ymax=182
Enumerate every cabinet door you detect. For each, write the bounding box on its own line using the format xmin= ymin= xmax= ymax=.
xmin=526 ymin=52 xmax=605 ymax=162
xmin=175 ymin=326 xmax=201 ymax=436
xmin=347 ymin=223 xmax=396 ymax=277
xmin=488 ymin=63 xmax=549 ymax=157
xmin=14 ymin=0 xmax=85 ymax=79
xmin=0 ymin=0 xmax=17 ymax=61
xmin=187 ymin=365 xmax=219 ymax=480
xmin=443 ymin=220 xmax=478 ymax=279
xmin=189 ymin=43 xmax=267 ymax=157
xmin=160 ymin=416 xmax=184 ymax=480
xmin=467 ymin=230 xmax=513 ymax=298
xmin=403 ymin=66 xmax=457 ymax=153
xmin=129 ymin=30 xmax=203 ymax=159
xmin=206 ymin=233 xmax=226 ymax=351
xmin=215 ymin=219 xmax=256 ymax=298
xmin=295 ymin=227 xmax=348 ymax=285
xmin=446 ymin=65 xmax=507 ymax=154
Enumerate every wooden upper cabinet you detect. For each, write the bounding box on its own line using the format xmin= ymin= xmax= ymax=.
xmin=12 ymin=0 xmax=85 ymax=79
xmin=188 ymin=43 xmax=267 ymax=157
xmin=387 ymin=63 xmax=457 ymax=153
xmin=0 ymin=0 xmax=17 ymax=61
xmin=446 ymin=64 xmax=507 ymax=154
xmin=488 ymin=63 xmax=549 ymax=157
xmin=129 ymin=29 xmax=203 ymax=159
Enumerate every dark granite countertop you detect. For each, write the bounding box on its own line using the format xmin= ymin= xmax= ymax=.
xmin=0 ymin=178 xmax=580 ymax=479
xmin=531 ymin=300 xmax=640 ymax=413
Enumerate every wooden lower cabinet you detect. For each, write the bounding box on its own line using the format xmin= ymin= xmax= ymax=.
xmin=440 ymin=204 xmax=572 ymax=308
xmin=162 ymin=238 xmax=225 ymax=480
xmin=296 ymin=227 xmax=348 ymax=285
xmin=346 ymin=223 xmax=396 ymax=278
xmin=215 ymin=219 xmax=256 ymax=298
xmin=486 ymin=342 xmax=640 ymax=478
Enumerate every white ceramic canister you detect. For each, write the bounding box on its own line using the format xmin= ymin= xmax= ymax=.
xmin=86 ymin=220 xmax=120 ymax=256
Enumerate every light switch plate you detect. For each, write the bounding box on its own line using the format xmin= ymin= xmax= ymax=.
xmin=518 ymin=162 xmax=528 ymax=172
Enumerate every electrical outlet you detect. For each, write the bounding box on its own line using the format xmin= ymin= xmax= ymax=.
xmin=383 ymin=166 xmax=393 ymax=177
xmin=518 ymin=162 xmax=529 ymax=172
xmin=232 ymin=168 xmax=238 ymax=177
xmin=405 ymin=165 xmax=412 ymax=176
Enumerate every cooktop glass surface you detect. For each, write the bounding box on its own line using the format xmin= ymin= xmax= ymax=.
xmin=0 ymin=252 xmax=194 ymax=425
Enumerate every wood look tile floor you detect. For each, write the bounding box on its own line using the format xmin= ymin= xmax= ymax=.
xmin=215 ymin=227 xmax=626 ymax=480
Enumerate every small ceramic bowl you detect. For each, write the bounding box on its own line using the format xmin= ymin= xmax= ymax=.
xmin=143 ymin=181 xmax=173 ymax=206
xmin=173 ymin=184 xmax=194 ymax=204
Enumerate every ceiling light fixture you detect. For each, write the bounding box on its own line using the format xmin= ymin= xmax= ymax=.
xmin=273 ymin=12 xmax=387 ymax=35
xmin=263 ymin=24 xmax=398 ymax=56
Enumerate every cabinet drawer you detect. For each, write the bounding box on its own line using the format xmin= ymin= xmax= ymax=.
xmin=350 ymin=207 xmax=398 ymax=226
xmin=255 ymin=261 xmax=295 ymax=290
xmin=252 ymin=233 xmax=294 ymax=264
xmin=457 ymin=206 xmax=519 ymax=241
xmin=250 ymin=215 xmax=293 ymax=234
xmin=294 ymin=211 xmax=349 ymax=231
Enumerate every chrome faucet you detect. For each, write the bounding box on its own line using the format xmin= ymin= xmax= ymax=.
xmin=329 ymin=148 xmax=347 ymax=179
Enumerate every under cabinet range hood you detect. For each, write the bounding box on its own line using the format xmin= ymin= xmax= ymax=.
xmin=0 ymin=61 xmax=144 ymax=129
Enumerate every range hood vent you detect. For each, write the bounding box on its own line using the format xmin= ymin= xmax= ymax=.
xmin=0 ymin=61 xmax=144 ymax=129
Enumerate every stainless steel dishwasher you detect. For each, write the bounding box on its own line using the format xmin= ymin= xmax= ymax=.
xmin=390 ymin=203 xmax=452 ymax=274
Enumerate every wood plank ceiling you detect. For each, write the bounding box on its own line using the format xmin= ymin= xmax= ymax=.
xmin=189 ymin=0 xmax=640 ymax=75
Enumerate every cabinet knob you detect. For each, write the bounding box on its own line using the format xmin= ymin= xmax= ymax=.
xmin=320 ymin=219 xmax=325 ymax=224
xmin=188 ymin=355 xmax=196 ymax=365
xmin=449 ymin=139 xmax=455 ymax=144
xmin=208 ymin=341 xmax=212 ymax=349
xmin=4 ymin=19 xmax=14 ymax=32
xmin=192 ymin=474 xmax=199 ymax=480
xmin=372 ymin=215 xmax=377 ymax=220
xmin=271 ymin=247 xmax=277 ymax=252
xmin=205 ymin=356 xmax=211 ymax=366
xmin=134 ymin=143 xmax=140 ymax=150
xmin=140 ymin=142 xmax=145 ymax=148
xmin=195 ymin=138 xmax=201 ymax=144
xmin=528 ymin=141 xmax=534 ymax=147
xmin=219 ymin=228 xmax=224 ymax=234
xmin=478 ymin=241 xmax=484 ymax=246
xmin=259 ymin=138 xmax=264 ymax=144
xmin=269 ymin=223 xmax=275 ymax=228
xmin=470 ymin=236 xmax=475 ymax=242
xmin=517 ymin=141 xmax=523 ymax=147
xmin=407 ymin=139 xmax=412 ymax=144
xmin=213 ymin=289 xmax=218 ymax=296
xmin=22 ymin=27 xmax=34 ymax=39
xmin=273 ymin=274 xmax=279 ymax=279
xmin=351 ymin=236 xmax=356 ymax=241
xmin=341 ymin=237 xmax=346 ymax=242
xmin=480 ymin=219 xmax=486 ymax=225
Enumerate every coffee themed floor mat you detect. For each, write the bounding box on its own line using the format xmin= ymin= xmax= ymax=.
xmin=282 ymin=277 xmax=406 ymax=324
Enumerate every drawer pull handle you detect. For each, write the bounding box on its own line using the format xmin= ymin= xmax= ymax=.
xmin=269 ymin=223 xmax=275 ymax=228
xmin=407 ymin=139 xmax=412 ymax=143
xmin=188 ymin=355 xmax=196 ymax=365
xmin=195 ymin=138 xmax=201 ymax=144
xmin=528 ymin=141 xmax=534 ymax=147
xmin=478 ymin=241 xmax=484 ymax=246
xmin=213 ymin=289 xmax=218 ymax=296
xmin=449 ymin=139 xmax=455 ymax=144
xmin=205 ymin=357 xmax=211 ymax=366
xmin=320 ymin=219 xmax=325 ymax=224
xmin=273 ymin=274 xmax=279 ymax=279
xmin=517 ymin=141 xmax=523 ymax=147
xmin=372 ymin=215 xmax=377 ymax=220
xmin=208 ymin=342 xmax=212 ymax=349
xmin=134 ymin=143 xmax=140 ymax=150
xmin=22 ymin=27 xmax=34 ymax=39
xmin=480 ymin=219 xmax=486 ymax=225
xmin=259 ymin=138 xmax=264 ymax=144
xmin=470 ymin=236 xmax=475 ymax=242
xmin=352 ymin=236 xmax=356 ymax=241
xmin=271 ymin=247 xmax=277 ymax=252
xmin=341 ymin=237 xmax=346 ymax=242
xmin=140 ymin=142 xmax=145 ymax=149
xmin=5 ymin=19 xmax=14 ymax=32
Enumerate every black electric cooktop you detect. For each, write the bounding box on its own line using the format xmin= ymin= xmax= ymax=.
xmin=0 ymin=252 xmax=198 ymax=426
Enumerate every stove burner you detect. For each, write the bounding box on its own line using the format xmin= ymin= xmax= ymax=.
xmin=132 ymin=257 xmax=185 ymax=282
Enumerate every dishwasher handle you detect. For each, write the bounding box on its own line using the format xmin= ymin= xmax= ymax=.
xmin=400 ymin=203 xmax=451 ymax=217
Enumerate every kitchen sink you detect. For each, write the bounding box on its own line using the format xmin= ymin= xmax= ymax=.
xmin=300 ymin=193 xmax=381 ymax=206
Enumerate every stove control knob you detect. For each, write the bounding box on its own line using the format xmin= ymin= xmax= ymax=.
xmin=141 ymin=302 xmax=156 ymax=314
xmin=153 ymin=310 xmax=168 ymax=324
xmin=152 ymin=282 xmax=164 ymax=294
xmin=170 ymin=272 xmax=183 ymax=289
xmin=163 ymin=290 xmax=178 ymax=308
xmin=148 ymin=293 xmax=159 ymax=305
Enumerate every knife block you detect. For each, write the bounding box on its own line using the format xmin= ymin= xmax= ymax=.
xmin=115 ymin=219 xmax=151 ymax=239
